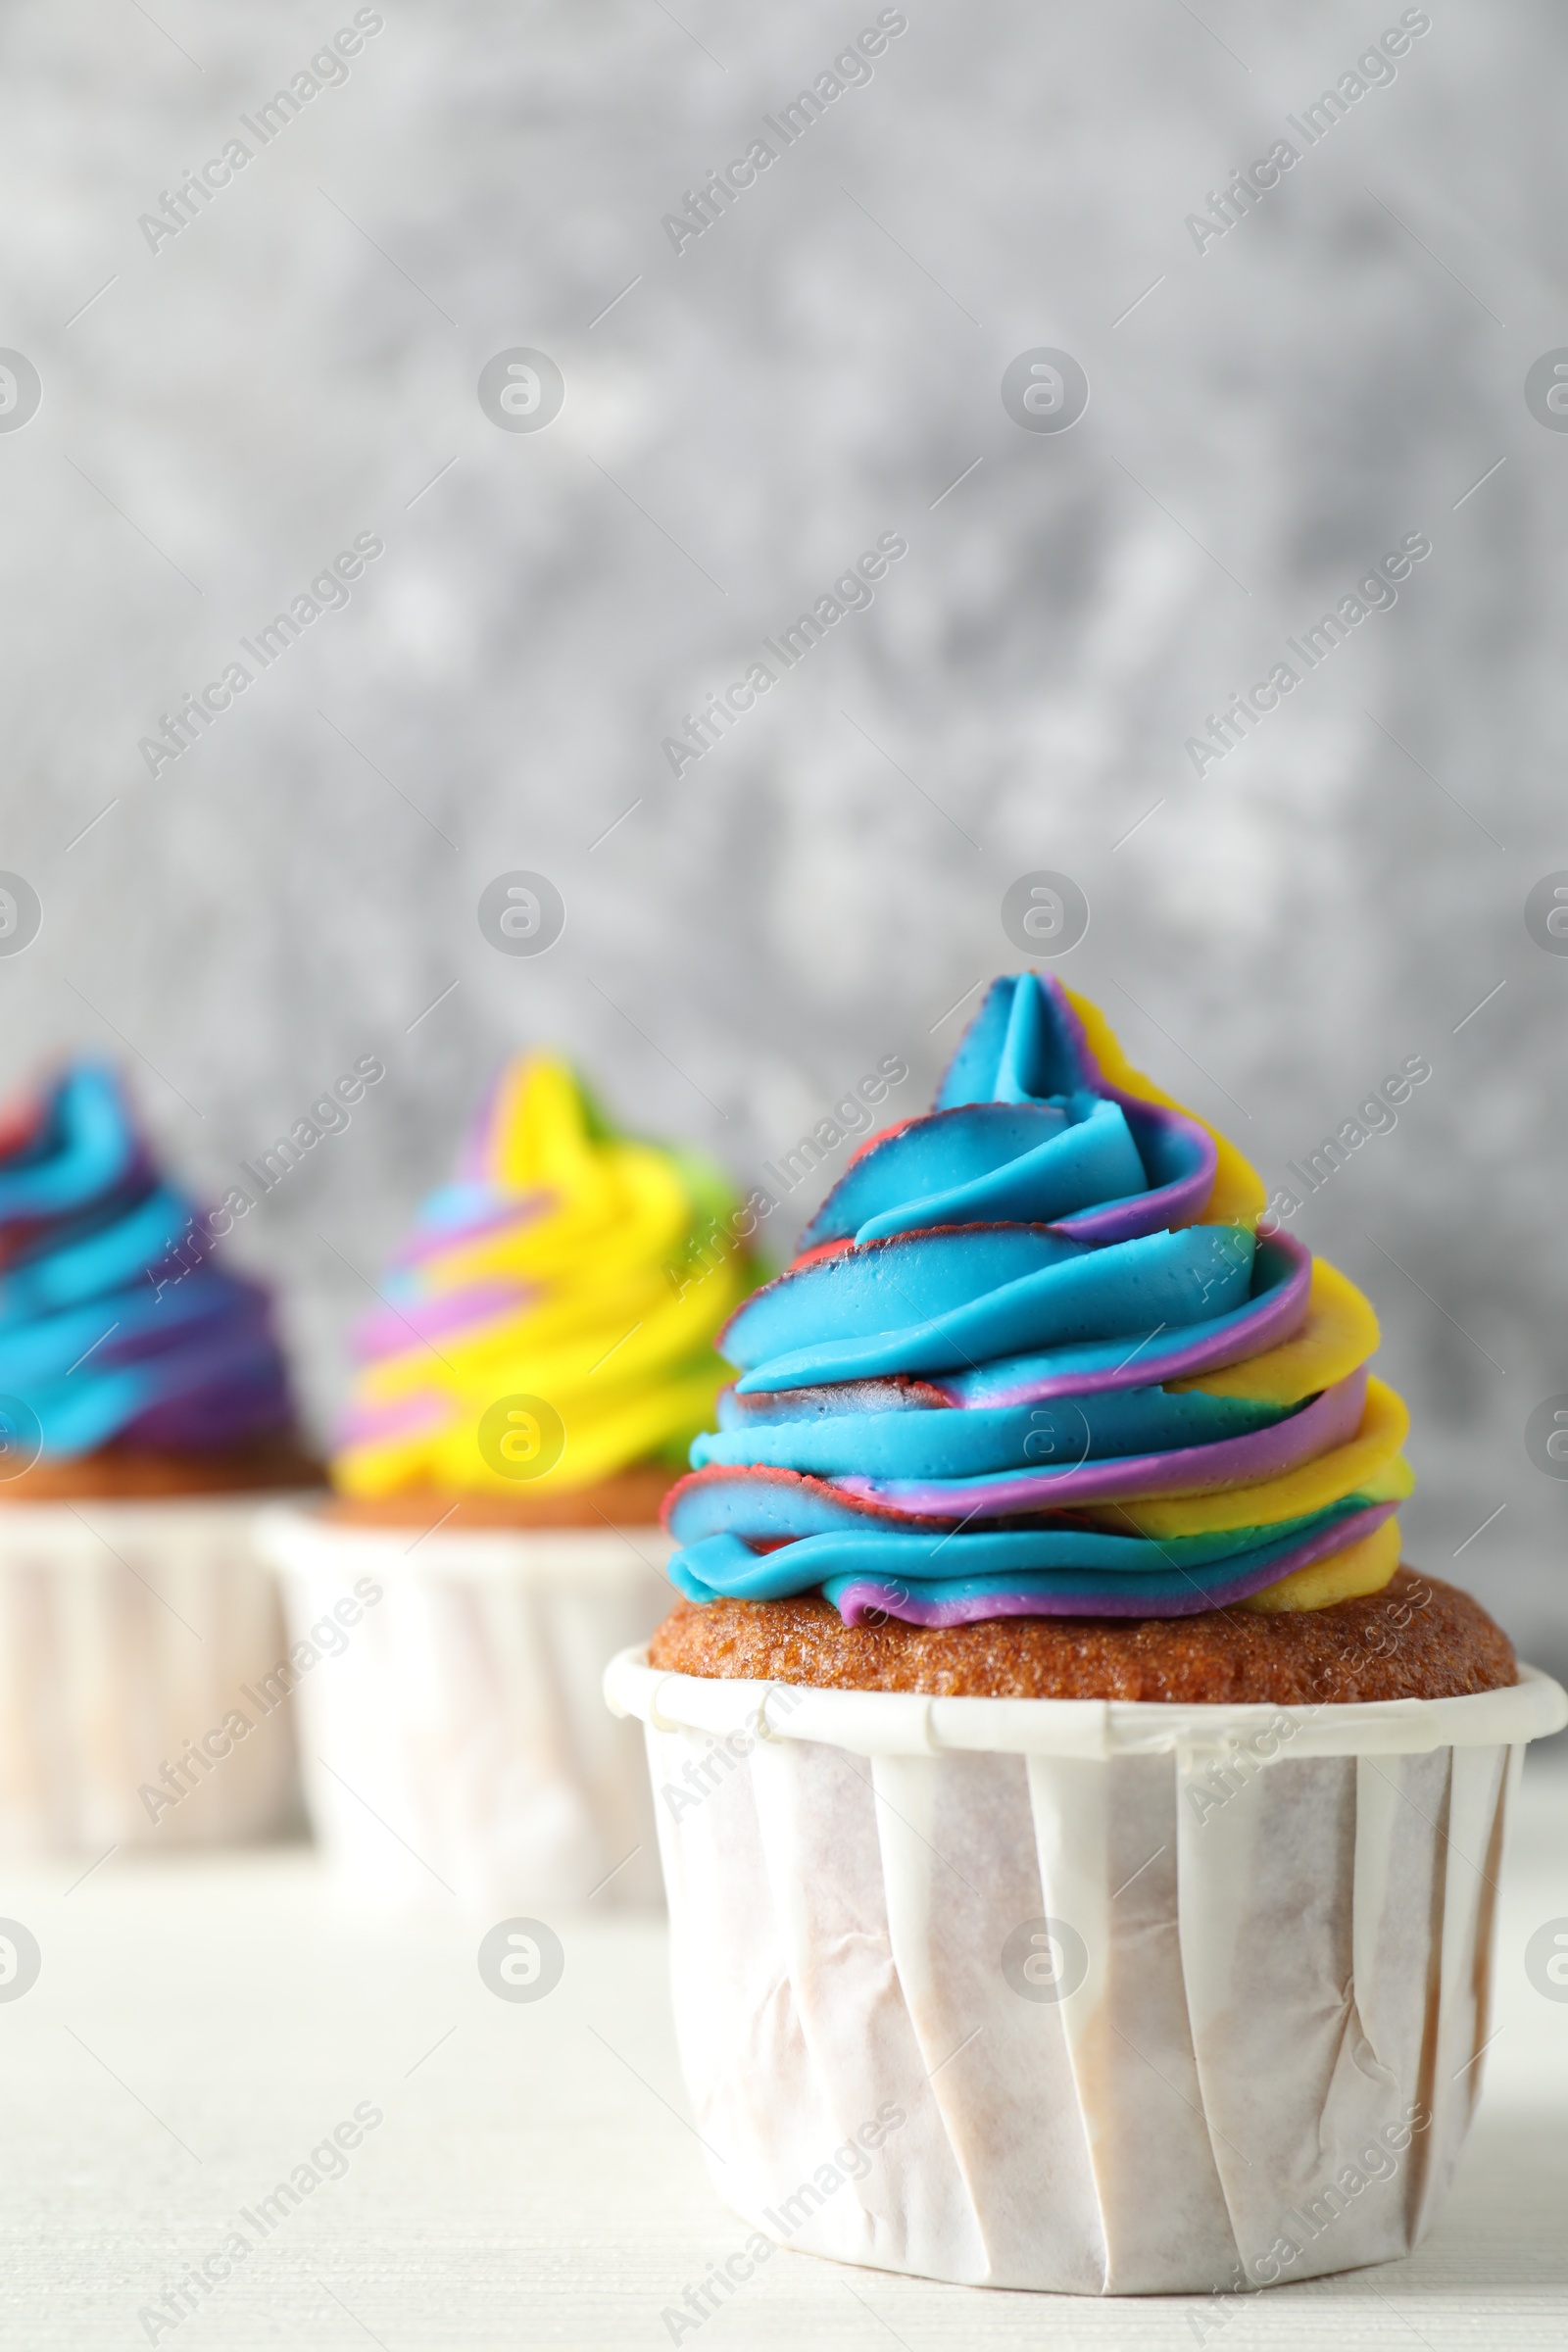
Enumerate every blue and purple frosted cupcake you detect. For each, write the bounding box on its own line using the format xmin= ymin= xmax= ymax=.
xmin=0 ymin=1061 xmax=316 ymax=1851
xmin=0 ymin=1060 xmax=312 ymax=1494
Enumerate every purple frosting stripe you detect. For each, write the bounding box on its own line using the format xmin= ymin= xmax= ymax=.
xmin=1051 ymin=1099 xmax=1216 ymax=1243
xmin=388 ymin=1192 xmax=552 ymax=1270
xmin=838 ymin=1368 xmax=1368 ymax=1519
xmin=832 ymin=1499 xmax=1397 ymax=1626
xmin=352 ymin=1278 xmax=533 ymax=1362
xmin=336 ymin=1390 xmax=449 ymax=1447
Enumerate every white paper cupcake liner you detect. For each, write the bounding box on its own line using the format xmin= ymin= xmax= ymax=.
xmin=606 ymin=1648 xmax=1568 ymax=2295
xmin=0 ymin=1496 xmax=305 ymax=1851
xmin=260 ymin=1506 xmax=672 ymax=1911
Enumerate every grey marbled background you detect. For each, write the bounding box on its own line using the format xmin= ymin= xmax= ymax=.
xmin=1 ymin=0 xmax=1564 ymax=1663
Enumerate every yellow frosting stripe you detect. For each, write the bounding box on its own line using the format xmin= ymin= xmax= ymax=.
xmin=334 ymin=1055 xmax=757 ymax=1496
xmin=1348 ymin=1456 xmax=1414 ymax=1506
xmin=485 ymin=1055 xmax=594 ymax=1192
xmin=1089 ymin=1376 xmax=1411 ymax=1537
xmin=1237 ymin=1516 xmax=1401 ymax=1613
xmin=1172 ymin=1258 xmax=1380 ymax=1407
xmin=1063 ymin=984 xmax=1266 ymax=1231
xmin=422 ymin=1363 xmax=734 ymax=1494
xmin=352 ymin=1267 xmax=741 ymax=1417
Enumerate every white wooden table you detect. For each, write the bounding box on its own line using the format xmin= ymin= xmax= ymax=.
xmin=2 ymin=1756 xmax=1565 ymax=2349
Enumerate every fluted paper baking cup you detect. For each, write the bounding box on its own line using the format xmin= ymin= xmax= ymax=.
xmin=606 ymin=1647 xmax=1567 ymax=2294
xmin=261 ymin=1508 xmax=671 ymax=1911
xmin=0 ymin=1497 xmax=303 ymax=1851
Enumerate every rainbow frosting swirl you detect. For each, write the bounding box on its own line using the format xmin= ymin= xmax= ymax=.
xmin=0 ymin=1061 xmax=294 ymax=1457
xmin=664 ymin=974 xmax=1411 ymax=1626
xmin=334 ymin=1056 xmax=756 ymax=1495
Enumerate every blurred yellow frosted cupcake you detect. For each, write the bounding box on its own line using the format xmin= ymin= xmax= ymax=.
xmin=262 ymin=1054 xmax=757 ymax=1909
xmin=331 ymin=1053 xmax=751 ymax=1513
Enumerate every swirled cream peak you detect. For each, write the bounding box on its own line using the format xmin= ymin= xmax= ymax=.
xmin=0 ymin=1059 xmax=294 ymax=1456
xmin=664 ymin=974 xmax=1412 ymax=1627
xmin=334 ymin=1056 xmax=755 ymax=1494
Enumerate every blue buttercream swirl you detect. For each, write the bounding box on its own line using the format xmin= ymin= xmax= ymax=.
xmin=0 ymin=1062 xmax=295 ymax=1457
xmin=662 ymin=974 xmax=1401 ymax=1625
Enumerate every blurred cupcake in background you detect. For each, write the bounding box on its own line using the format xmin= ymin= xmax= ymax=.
xmin=0 ymin=1060 xmax=318 ymax=1853
xmin=261 ymin=1054 xmax=758 ymax=1911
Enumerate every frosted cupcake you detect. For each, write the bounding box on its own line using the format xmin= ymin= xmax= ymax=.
xmin=609 ymin=973 xmax=1565 ymax=2295
xmin=262 ymin=1054 xmax=757 ymax=1910
xmin=0 ymin=1061 xmax=317 ymax=1851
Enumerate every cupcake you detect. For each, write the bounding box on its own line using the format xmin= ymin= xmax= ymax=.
xmin=0 ymin=1060 xmax=318 ymax=1852
xmin=607 ymin=973 xmax=1566 ymax=2296
xmin=261 ymin=1054 xmax=758 ymax=1911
